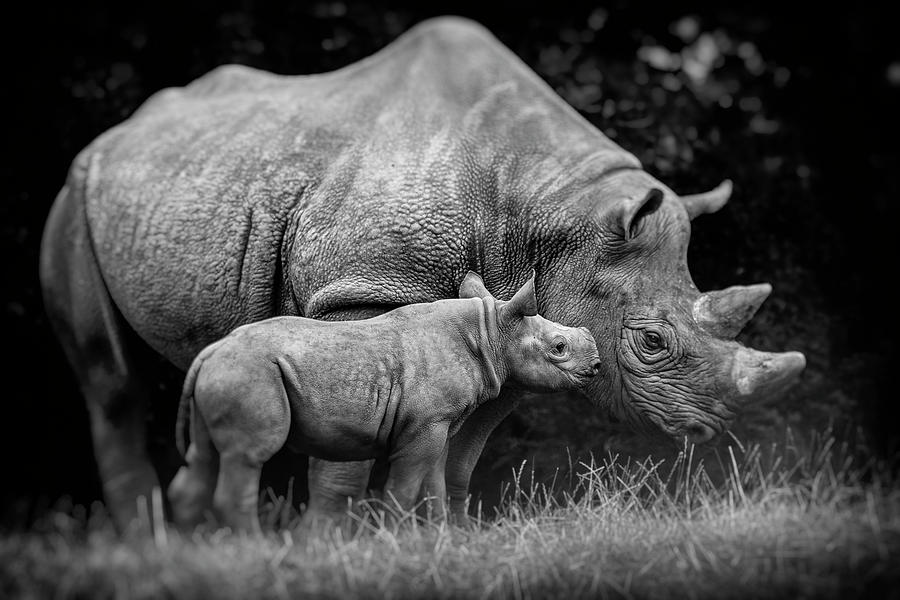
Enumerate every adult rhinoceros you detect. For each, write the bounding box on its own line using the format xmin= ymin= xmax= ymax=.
xmin=40 ymin=16 xmax=805 ymax=528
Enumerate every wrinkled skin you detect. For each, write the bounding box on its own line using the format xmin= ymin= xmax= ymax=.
xmin=168 ymin=275 xmax=600 ymax=534
xmin=39 ymin=16 xmax=805 ymax=529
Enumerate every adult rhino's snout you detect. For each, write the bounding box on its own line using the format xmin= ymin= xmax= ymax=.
xmin=692 ymin=282 xmax=806 ymax=405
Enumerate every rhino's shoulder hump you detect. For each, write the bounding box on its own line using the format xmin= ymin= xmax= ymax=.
xmin=183 ymin=63 xmax=282 ymax=96
xmin=397 ymin=16 xmax=501 ymax=51
xmin=322 ymin=16 xmax=511 ymax=86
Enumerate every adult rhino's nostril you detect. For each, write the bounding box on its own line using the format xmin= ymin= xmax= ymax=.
xmin=684 ymin=423 xmax=716 ymax=445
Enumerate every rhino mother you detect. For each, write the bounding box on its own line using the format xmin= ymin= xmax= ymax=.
xmin=40 ymin=17 xmax=805 ymax=528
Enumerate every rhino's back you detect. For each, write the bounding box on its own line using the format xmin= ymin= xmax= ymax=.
xmin=78 ymin=17 xmax=637 ymax=367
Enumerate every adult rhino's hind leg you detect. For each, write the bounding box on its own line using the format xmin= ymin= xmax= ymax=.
xmin=302 ymin=458 xmax=373 ymax=532
xmin=39 ymin=181 xmax=160 ymax=530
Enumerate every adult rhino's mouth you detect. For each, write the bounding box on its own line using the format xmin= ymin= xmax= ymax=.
xmin=628 ymin=395 xmax=733 ymax=445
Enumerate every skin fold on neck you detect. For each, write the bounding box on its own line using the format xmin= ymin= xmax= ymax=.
xmin=458 ymin=296 xmax=506 ymax=404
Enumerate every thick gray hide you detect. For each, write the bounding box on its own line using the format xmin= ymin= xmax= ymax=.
xmin=40 ymin=17 xmax=805 ymax=528
xmin=167 ymin=282 xmax=600 ymax=533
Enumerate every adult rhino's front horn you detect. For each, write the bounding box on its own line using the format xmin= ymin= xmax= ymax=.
xmin=730 ymin=346 xmax=806 ymax=403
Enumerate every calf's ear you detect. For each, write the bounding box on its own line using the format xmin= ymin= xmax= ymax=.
xmin=501 ymin=272 xmax=538 ymax=321
xmin=459 ymin=271 xmax=493 ymax=299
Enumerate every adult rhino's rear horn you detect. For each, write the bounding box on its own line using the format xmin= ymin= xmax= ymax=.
xmin=693 ymin=284 xmax=772 ymax=339
xmin=730 ymin=347 xmax=806 ymax=403
xmin=680 ymin=179 xmax=733 ymax=219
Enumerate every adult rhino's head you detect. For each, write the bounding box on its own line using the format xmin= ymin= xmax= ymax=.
xmin=520 ymin=171 xmax=805 ymax=444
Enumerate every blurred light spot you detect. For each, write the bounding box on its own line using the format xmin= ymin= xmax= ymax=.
xmin=637 ymin=45 xmax=681 ymax=71
xmin=588 ymin=9 xmax=608 ymax=31
xmin=661 ymin=73 xmax=682 ymax=91
xmin=322 ymin=31 xmax=349 ymax=51
xmin=106 ymin=62 xmax=134 ymax=91
xmin=681 ymin=33 xmax=720 ymax=84
xmin=797 ymin=165 xmax=811 ymax=179
xmin=128 ymin=31 xmax=147 ymax=50
xmin=737 ymin=41 xmax=757 ymax=60
xmin=313 ymin=1 xmax=346 ymax=18
xmin=739 ymin=96 xmax=762 ymax=112
xmin=575 ymin=59 xmax=603 ymax=84
xmin=602 ymin=99 xmax=616 ymax=118
xmin=246 ymin=40 xmax=265 ymax=55
xmin=887 ymin=62 xmax=900 ymax=86
xmin=774 ymin=66 xmax=791 ymax=87
xmin=764 ymin=156 xmax=784 ymax=172
xmin=670 ymin=16 xmax=700 ymax=43
xmin=750 ymin=114 xmax=780 ymax=134
xmin=561 ymin=28 xmax=581 ymax=45
xmin=718 ymin=94 xmax=733 ymax=108
xmin=7 ymin=302 xmax=25 ymax=318
xmin=651 ymin=87 xmax=667 ymax=106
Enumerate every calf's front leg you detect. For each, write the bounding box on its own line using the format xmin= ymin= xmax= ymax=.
xmin=383 ymin=423 xmax=450 ymax=517
xmin=445 ymin=387 xmax=523 ymax=527
xmin=419 ymin=438 xmax=450 ymax=521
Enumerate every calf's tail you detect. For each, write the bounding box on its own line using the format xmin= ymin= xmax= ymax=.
xmin=176 ymin=339 xmax=225 ymax=459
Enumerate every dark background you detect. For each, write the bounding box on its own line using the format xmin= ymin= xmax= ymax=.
xmin=3 ymin=0 xmax=898 ymax=523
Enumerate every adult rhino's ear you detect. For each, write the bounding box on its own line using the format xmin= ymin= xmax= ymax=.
xmin=619 ymin=188 xmax=664 ymax=241
xmin=459 ymin=271 xmax=493 ymax=299
xmin=500 ymin=272 xmax=538 ymax=321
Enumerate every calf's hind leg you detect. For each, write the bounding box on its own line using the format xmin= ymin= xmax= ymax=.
xmin=168 ymin=402 xmax=219 ymax=529
xmin=199 ymin=362 xmax=291 ymax=535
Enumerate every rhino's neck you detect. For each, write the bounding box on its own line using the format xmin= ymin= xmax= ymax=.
xmin=474 ymin=154 xmax=642 ymax=302
xmin=457 ymin=297 xmax=506 ymax=403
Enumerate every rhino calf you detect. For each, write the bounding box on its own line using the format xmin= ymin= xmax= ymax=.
xmin=167 ymin=273 xmax=600 ymax=534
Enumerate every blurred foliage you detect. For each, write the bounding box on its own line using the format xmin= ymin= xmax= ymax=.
xmin=2 ymin=0 xmax=898 ymax=520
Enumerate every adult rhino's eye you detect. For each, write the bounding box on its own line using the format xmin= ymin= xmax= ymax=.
xmin=643 ymin=330 xmax=664 ymax=351
xmin=553 ymin=341 xmax=567 ymax=354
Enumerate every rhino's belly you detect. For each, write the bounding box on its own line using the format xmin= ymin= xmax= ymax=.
xmin=86 ymin=169 xmax=306 ymax=369
xmin=280 ymin=361 xmax=395 ymax=461
xmin=255 ymin=328 xmax=418 ymax=458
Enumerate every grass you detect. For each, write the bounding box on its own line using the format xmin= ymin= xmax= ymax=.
xmin=2 ymin=429 xmax=898 ymax=600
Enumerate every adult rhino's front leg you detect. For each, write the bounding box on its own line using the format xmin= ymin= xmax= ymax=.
xmin=302 ymin=458 xmax=374 ymax=530
xmin=300 ymin=305 xmax=392 ymax=532
xmin=445 ymin=386 xmax=523 ymax=527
